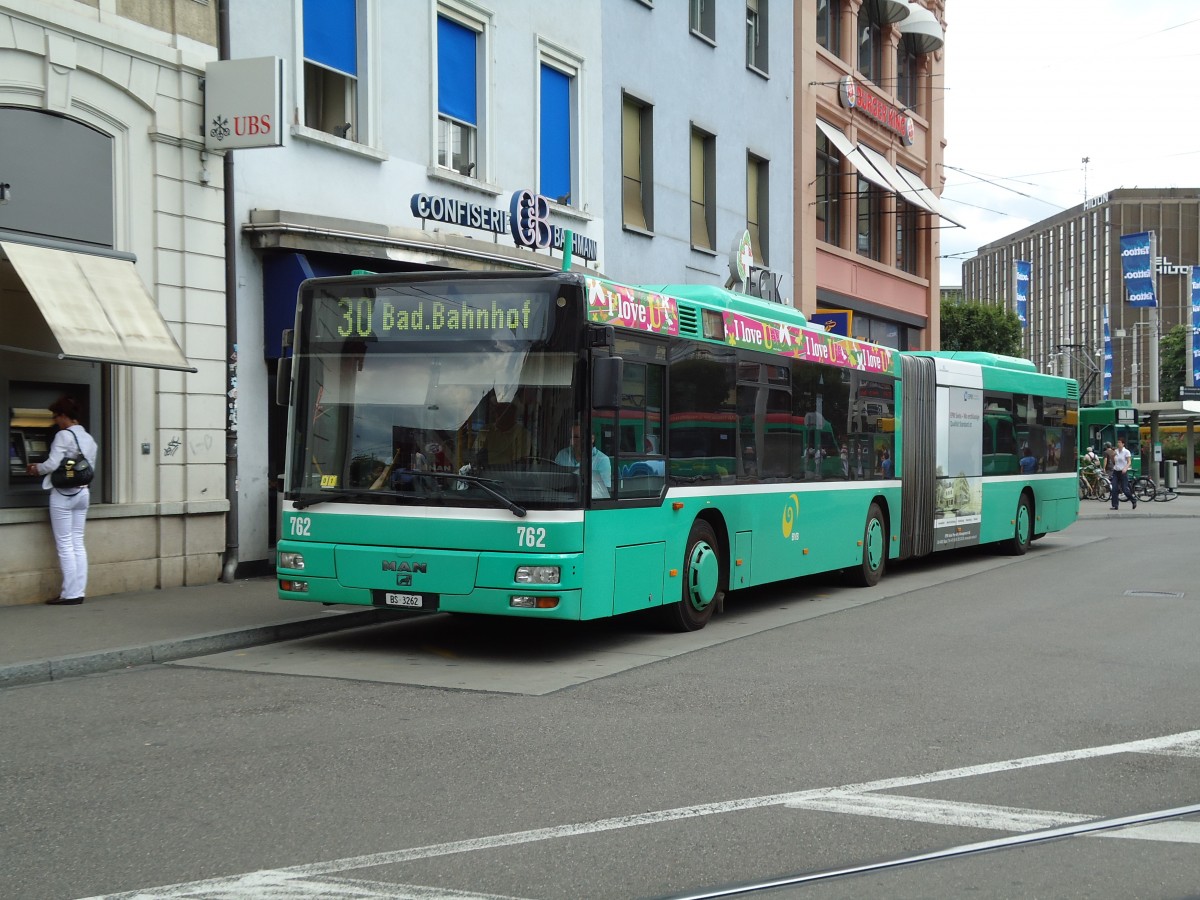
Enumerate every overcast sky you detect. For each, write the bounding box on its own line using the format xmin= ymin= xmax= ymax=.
xmin=938 ymin=1 xmax=1200 ymax=287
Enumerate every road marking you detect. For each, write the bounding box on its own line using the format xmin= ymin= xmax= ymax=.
xmin=784 ymin=792 xmax=1092 ymax=831
xmin=1105 ymin=822 xmax=1200 ymax=844
xmin=79 ymin=728 xmax=1200 ymax=900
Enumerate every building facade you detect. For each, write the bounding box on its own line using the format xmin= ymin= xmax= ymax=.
xmin=797 ymin=0 xmax=950 ymax=350
xmin=0 ymin=0 xmax=225 ymax=606
xmin=962 ymin=188 xmax=1200 ymax=406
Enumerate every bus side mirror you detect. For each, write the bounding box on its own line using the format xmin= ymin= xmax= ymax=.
xmin=592 ymin=356 xmax=624 ymax=410
xmin=275 ymin=329 xmax=293 ymax=407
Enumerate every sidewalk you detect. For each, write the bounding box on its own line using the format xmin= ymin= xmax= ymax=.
xmin=3 ymin=489 xmax=1196 ymax=689
xmin=0 ymin=577 xmax=400 ymax=688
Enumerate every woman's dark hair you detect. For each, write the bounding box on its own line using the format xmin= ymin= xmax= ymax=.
xmin=48 ymin=395 xmax=83 ymax=421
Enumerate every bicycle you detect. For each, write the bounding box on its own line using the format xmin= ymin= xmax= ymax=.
xmin=1077 ymin=466 xmax=1109 ymax=501
xmin=1131 ymin=474 xmax=1158 ymax=503
xmin=1137 ymin=475 xmax=1179 ymax=502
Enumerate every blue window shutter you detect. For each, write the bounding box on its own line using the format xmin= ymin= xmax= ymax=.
xmin=438 ymin=17 xmax=477 ymax=125
xmin=303 ymin=0 xmax=358 ymax=76
xmin=540 ymin=65 xmax=571 ymax=202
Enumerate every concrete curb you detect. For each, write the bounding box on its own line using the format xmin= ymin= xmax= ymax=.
xmin=0 ymin=607 xmax=402 ymax=689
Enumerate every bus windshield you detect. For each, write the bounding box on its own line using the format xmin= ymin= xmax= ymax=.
xmin=287 ymin=277 xmax=589 ymax=511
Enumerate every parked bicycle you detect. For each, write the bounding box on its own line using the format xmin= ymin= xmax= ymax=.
xmin=1078 ymin=465 xmax=1109 ymax=501
xmin=1135 ymin=475 xmax=1179 ymax=502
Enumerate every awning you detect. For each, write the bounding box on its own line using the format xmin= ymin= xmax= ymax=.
xmin=899 ymin=1 xmax=945 ymax=54
xmin=0 ymin=240 xmax=195 ymax=372
xmin=896 ymin=166 xmax=962 ymax=226
xmin=866 ymin=0 xmax=911 ymax=25
xmin=816 ymin=120 xmax=894 ymax=194
xmin=857 ymin=144 xmax=936 ymax=214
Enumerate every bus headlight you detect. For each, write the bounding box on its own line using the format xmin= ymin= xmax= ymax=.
xmin=515 ymin=565 xmax=560 ymax=584
xmin=278 ymin=552 xmax=306 ymax=570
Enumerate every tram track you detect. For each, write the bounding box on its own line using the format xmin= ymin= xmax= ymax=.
xmin=662 ymin=802 xmax=1200 ymax=898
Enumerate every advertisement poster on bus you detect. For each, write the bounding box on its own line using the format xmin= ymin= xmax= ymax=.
xmin=586 ymin=277 xmax=679 ymax=336
xmin=934 ymin=386 xmax=983 ymax=548
xmin=721 ymin=312 xmax=896 ymax=377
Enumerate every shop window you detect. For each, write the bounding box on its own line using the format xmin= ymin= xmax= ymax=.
xmin=437 ymin=12 xmax=481 ymax=177
xmin=746 ymin=0 xmax=768 ymax=73
xmin=896 ymin=197 xmax=919 ymax=275
xmin=747 ymin=153 xmax=768 ymax=265
xmin=816 ymin=131 xmax=841 ymax=247
xmin=302 ymin=0 xmax=365 ymax=142
xmin=690 ymin=126 xmax=716 ymax=251
xmin=622 ymin=93 xmax=654 ymax=231
xmin=897 ymin=37 xmax=920 ymax=112
xmin=539 ymin=60 xmax=577 ymax=206
xmin=858 ymin=2 xmax=883 ymax=84
xmin=690 ymin=0 xmax=716 ymax=42
xmin=856 ymin=176 xmax=882 ymax=261
xmin=817 ymin=0 xmax=842 ymax=58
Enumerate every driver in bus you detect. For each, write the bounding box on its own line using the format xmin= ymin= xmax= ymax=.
xmin=555 ymin=423 xmax=612 ymax=499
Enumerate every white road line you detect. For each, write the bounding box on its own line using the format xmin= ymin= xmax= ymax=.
xmin=80 ymin=728 xmax=1200 ymax=900
xmin=1104 ymin=822 xmax=1200 ymax=844
xmin=784 ymin=792 xmax=1093 ymax=831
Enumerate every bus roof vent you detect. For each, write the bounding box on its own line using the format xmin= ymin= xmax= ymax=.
xmin=1068 ymin=381 xmax=1080 ymax=399
xmin=677 ymin=304 xmax=700 ymax=337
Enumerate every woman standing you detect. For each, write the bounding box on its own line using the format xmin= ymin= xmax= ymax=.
xmin=26 ymin=396 xmax=98 ymax=605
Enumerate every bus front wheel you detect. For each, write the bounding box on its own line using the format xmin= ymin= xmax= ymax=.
xmin=1003 ymin=495 xmax=1033 ymax=556
xmin=664 ymin=519 xmax=723 ymax=632
xmin=846 ymin=502 xmax=886 ymax=587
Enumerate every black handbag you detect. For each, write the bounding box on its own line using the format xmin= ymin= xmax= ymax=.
xmin=50 ymin=429 xmax=94 ymax=489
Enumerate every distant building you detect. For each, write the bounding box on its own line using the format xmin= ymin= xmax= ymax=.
xmin=962 ymin=188 xmax=1200 ymax=405
xmin=941 ymin=286 xmax=964 ymax=305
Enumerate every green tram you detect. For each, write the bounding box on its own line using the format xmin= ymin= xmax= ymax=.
xmin=276 ymin=271 xmax=1079 ymax=631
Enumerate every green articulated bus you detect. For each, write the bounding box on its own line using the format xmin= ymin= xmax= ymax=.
xmin=276 ymin=271 xmax=1080 ymax=631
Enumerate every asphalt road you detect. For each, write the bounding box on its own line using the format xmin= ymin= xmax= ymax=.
xmin=3 ymin=515 xmax=1198 ymax=900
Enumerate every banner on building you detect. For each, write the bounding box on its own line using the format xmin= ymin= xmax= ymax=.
xmin=1119 ymin=232 xmax=1157 ymax=308
xmin=1014 ymin=260 xmax=1030 ymax=329
xmin=1192 ymin=266 xmax=1200 ymax=387
xmin=813 ymin=309 xmax=852 ymax=337
xmin=1102 ymin=302 xmax=1113 ymax=400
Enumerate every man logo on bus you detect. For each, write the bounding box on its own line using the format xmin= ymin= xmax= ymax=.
xmin=782 ymin=493 xmax=801 ymax=540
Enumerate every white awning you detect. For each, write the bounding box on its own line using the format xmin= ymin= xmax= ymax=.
xmin=896 ymin=166 xmax=962 ymax=226
xmin=899 ymin=1 xmax=945 ymax=54
xmin=0 ymin=241 xmax=195 ymax=372
xmin=866 ymin=0 xmax=911 ymax=24
xmin=815 ymin=120 xmax=894 ymax=194
xmin=857 ymin=144 xmax=936 ymax=214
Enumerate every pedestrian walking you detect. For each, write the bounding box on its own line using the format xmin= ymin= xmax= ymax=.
xmin=25 ymin=395 xmax=98 ymax=604
xmin=1109 ymin=437 xmax=1137 ymax=511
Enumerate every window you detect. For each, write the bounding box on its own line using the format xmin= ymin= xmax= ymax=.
xmin=857 ymin=2 xmax=882 ymax=84
xmin=896 ymin=197 xmax=919 ymax=274
xmin=856 ymin=176 xmax=881 ymax=261
xmin=690 ymin=0 xmax=715 ymax=41
xmin=897 ymin=37 xmax=920 ymax=112
xmin=302 ymin=0 xmax=362 ymax=141
xmin=746 ymin=0 xmax=768 ymax=72
xmin=817 ymin=0 xmax=841 ymax=57
xmin=540 ymin=62 xmax=574 ymax=205
xmin=622 ymin=94 xmax=653 ymax=231
xmin=816 ymin=131 xmax=841 ymax=246
xmin=690 ymin=126 xmax=716 ymax=251
xmin=747 ymin=153 xmax=768 ymax=265
xmin=437 ymin=13 xmax=480 ymax=177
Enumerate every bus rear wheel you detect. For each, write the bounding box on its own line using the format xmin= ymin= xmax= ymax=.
xmin=664 ymin=519 xmax=723 ymax=632
xmin=1003 ymin=494 xmax=1033 ymax=555
xmin=846 ymin=503 xmax=886 ymax=587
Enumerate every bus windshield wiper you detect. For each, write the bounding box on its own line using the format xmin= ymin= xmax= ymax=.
xmin=293 ymin=487 xmax=421 ymax=510
xmin=422 ymin=470 xmax=527 ymax=518
xmin=293 ymin=472 xmax=527 ymax=517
